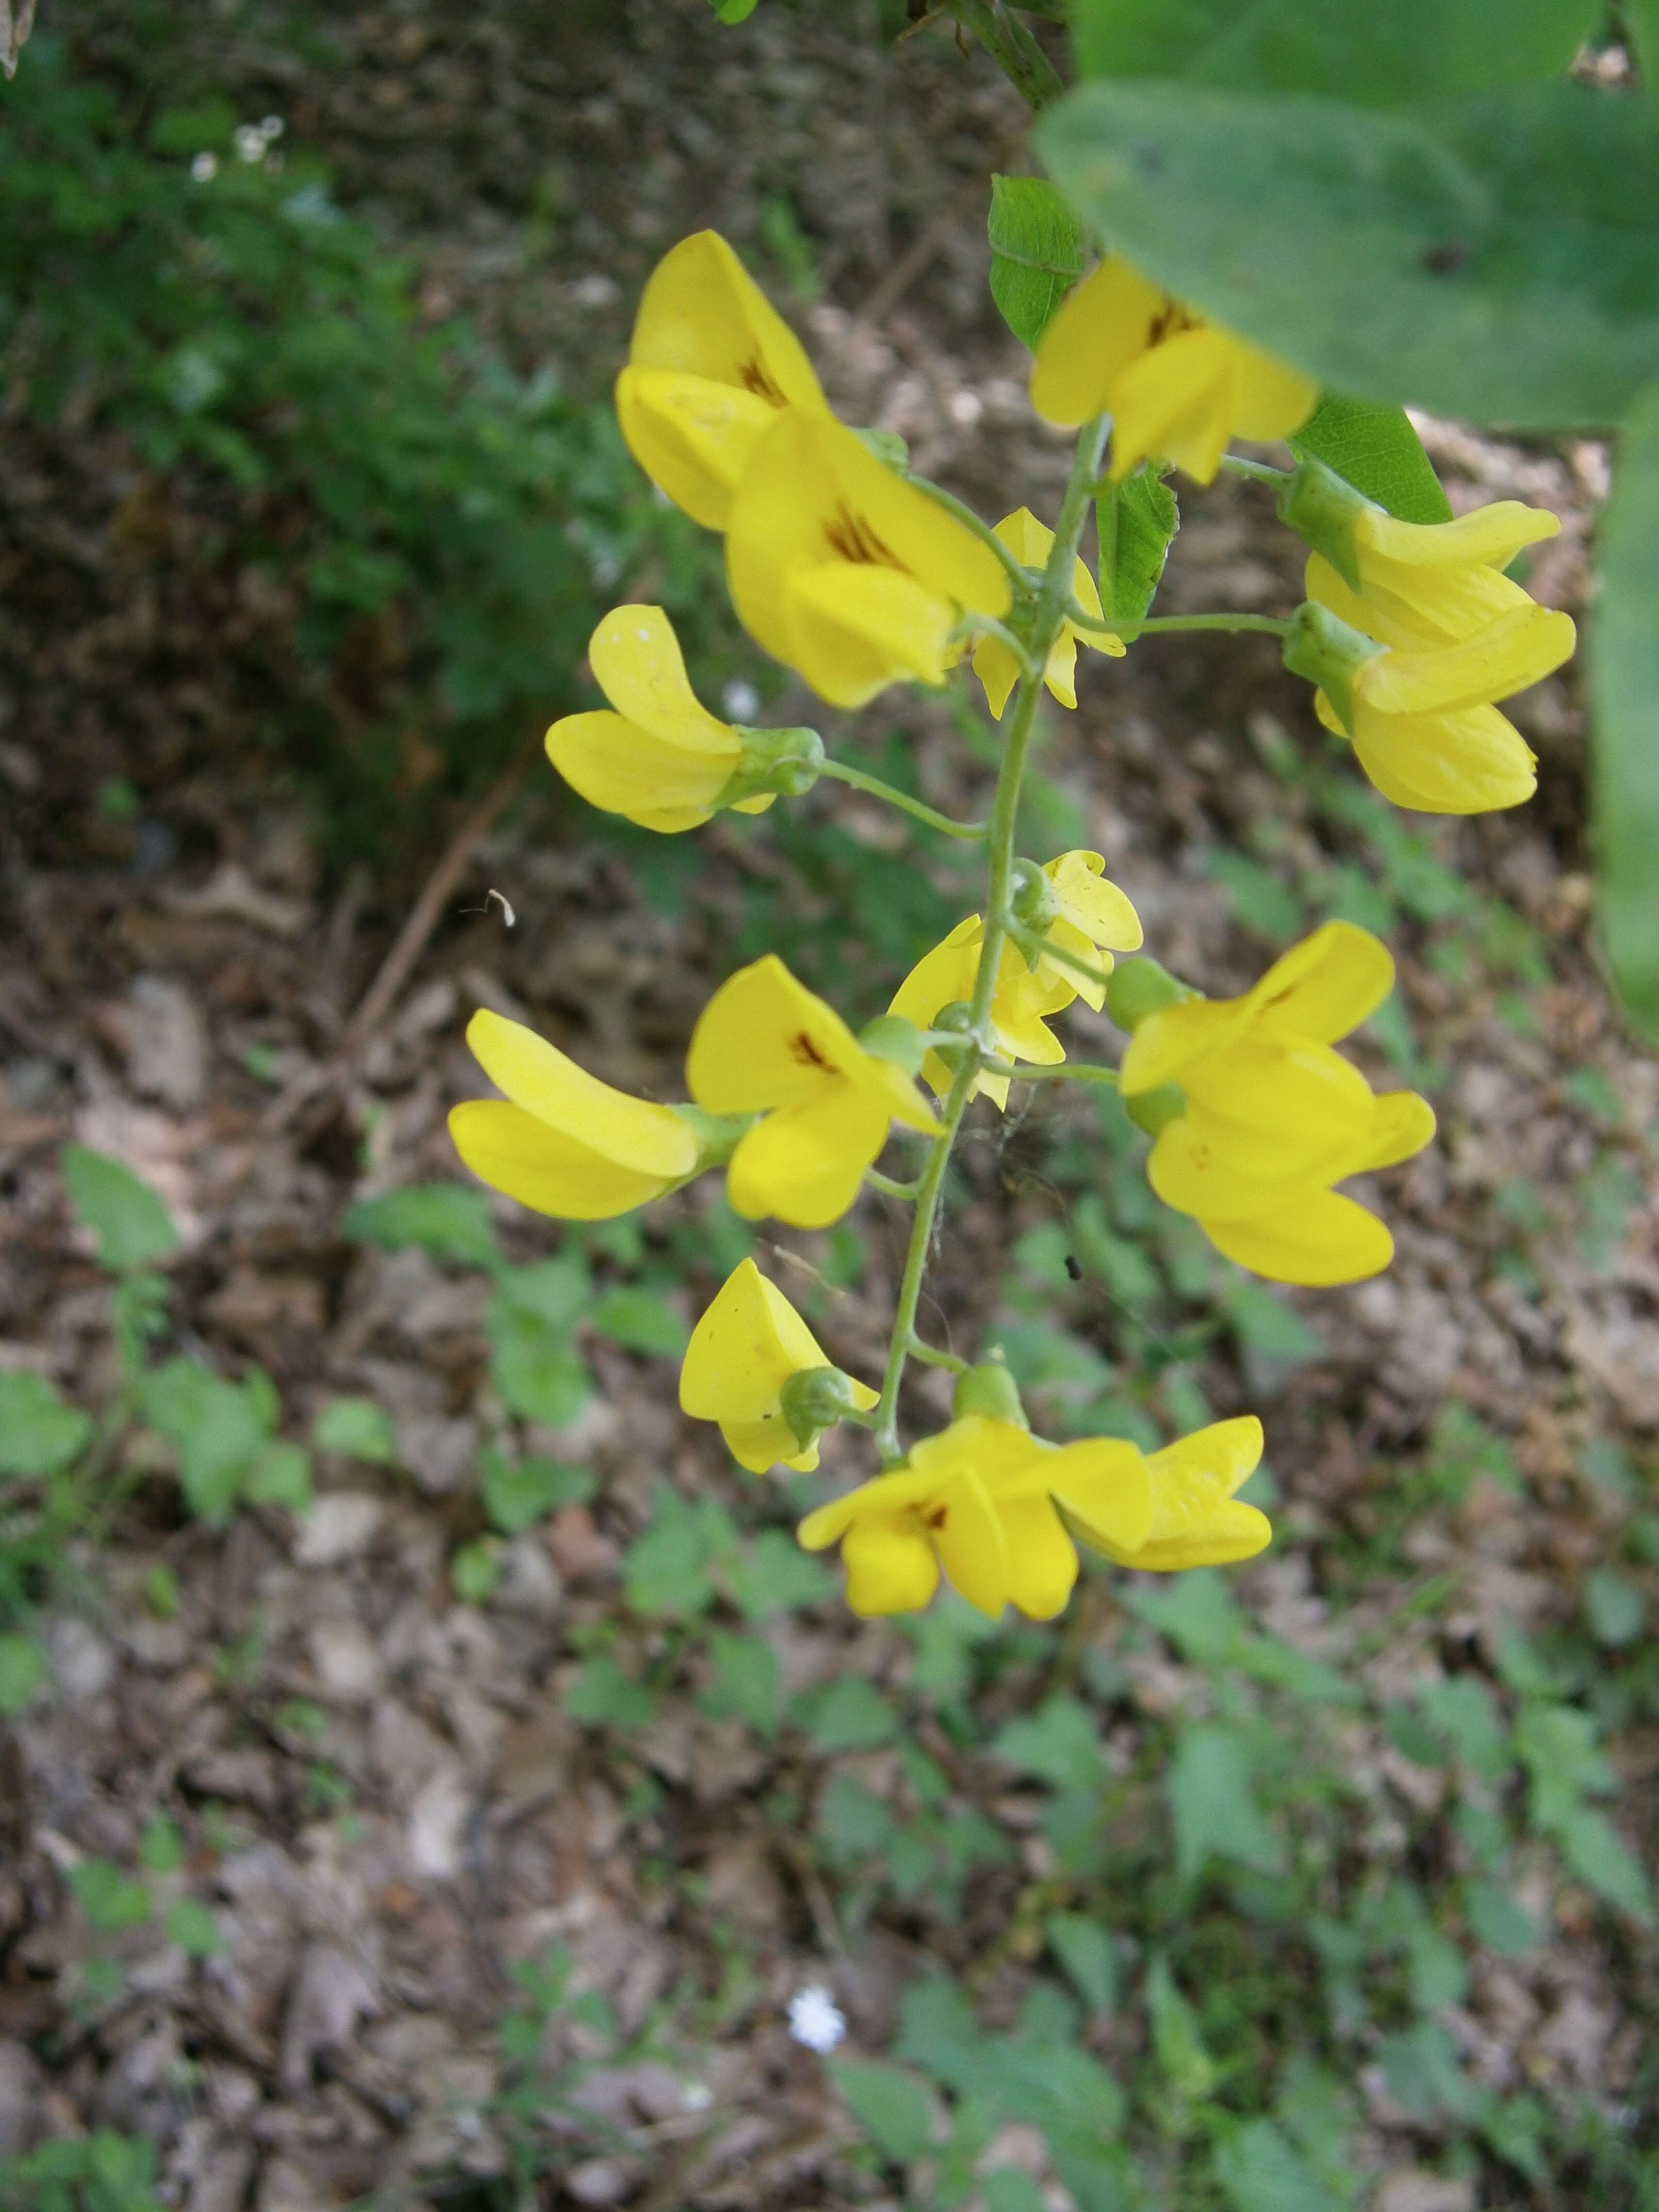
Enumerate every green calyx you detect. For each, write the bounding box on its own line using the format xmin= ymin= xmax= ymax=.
xmin=928 ymin=1000 xmax=977 ymax=1071
xmin=858 ymin=1014 xmax=929 ymax=1077
xmin=716 ymin=724 xmax=826 ymax=808
xmin=779 ymin=1364 xmax=866 ymax=1451
xmin=1282 ymin=601 xmax=1386 ymax=737
xmin=1123 ymin=1082 xmax=1186 ymax=1138
xmin=854 ymin=426 xmax=909 ymax=470
xmin=670 ymin=1105 xmax=758 ymax=1172
xmin=1105 ymin=956 xmax=1197 ymax=1032
xmin=1009 ymin=857 xmax=1060 ymax=935
xmin=952 ymin=1355 xmax=1029 ymax=1429
xmin=1277 ymin=454 xmax=1374 ymax=593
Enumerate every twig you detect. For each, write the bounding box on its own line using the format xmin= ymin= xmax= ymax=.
xmin=262 ymin=742 xmax=536 ymax=1133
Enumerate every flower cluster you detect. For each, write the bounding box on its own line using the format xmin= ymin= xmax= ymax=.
xmin=448 ymin=227 xmax=1573 ymax=1625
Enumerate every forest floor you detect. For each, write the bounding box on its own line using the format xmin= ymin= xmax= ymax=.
xmin=0 ymin=7 xmax=1655 ymax=2210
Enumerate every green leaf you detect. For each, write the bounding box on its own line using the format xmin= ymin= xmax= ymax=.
xmin=1554 ymin=1804 xmax=1654 ymax=1921
xmin=711 ymin=0 xmax=760 ymax=19
xmin=1213 ymin=2117 xmax=1345 ymax=2212
xmin=1167 ymin=1723 xmax=1281 ymax=1882
xmin=0 ymin=1370 xmax=92 ymax=1476
xmin=1206 ymin=851 xmax=1302 ymax=941
xmin=451 ymin=1536 xmax=502 ymax=1605
xmin=983 ymin=2171 xmax=1049 ymax=2212
xmin=1464 ymin=1880 xmax=1542 ymax=1958
xmin=480 ymin=1449 xmax=593 ymax=1535
xmin=487 ymin=1305 xmax=591 ymax=1427
xmin=991 ymin=1696 xmax=1105 ymax=1793
xmin=1289 ymin=394 xmax=1451 ymax=524
xmin=139 ymin=1815 xmax=185 ymax=1874
xmin=0 ymin=1635 xmax=45 ymax=1717
xmin=140 ymin=1358 xmax=274 ymax=1522
xmin=805 ymin=1675 xmax=898 ymax=1753
xmin=242 ymin=1441 xmax=312 ymax=1512
xmin=60 ymin=1145 xmax=178 ymax=1273
xmin=725 ymin=1527 xmax=836 ymax=1618
xmin=1591 ymin=381 xmax=1659 ymax=1046
xmin=1097 ymin=463 xmax=1179 ymax=629
xmin=830 ymin=2057 xmax=933 ymax=2164
xmin=562 ymin=1654 xmax=655 ymax=1730
xmin=312 ymin=1396 xmax=398 ymax=1463
xmin=702 ymin=1630 xmax=782 ymax=1737
xmin=497 ymin=1256 xmax=591 ymax=1329
xmin=1071 ymin=0 xmax=1599 ymax=110
xmin=1584 ymin=1567 xmax=1648 ymax=1648
xmin=1633 ymin=2 xmax=1659 ymax=86
xmin=590 ymin=1286 xmax=689 ymax=1358
xmin=68 ymin=1860 xmax=151 ymax=1933
xmin=988 ymin=174 xmax=1085 ymax=352
xmin=343 ymin=1181 xmax=498 ymax=1268
xmin=1147 ymin=1957 xmax=1218 ymax=2099
xmin=165 ymin=1898 xmax=221 ymax=1958
xmin=1039 ymin=80 xmax=1659 ymax=429
xmin=621 ymin=1486 xmax=735 ymax=1619
xmin=1044 ymin=1911 xmax=1119 ymax=2014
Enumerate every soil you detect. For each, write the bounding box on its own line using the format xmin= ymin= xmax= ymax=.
xmin=0 ymin=6 xmax=1654 ymax=2207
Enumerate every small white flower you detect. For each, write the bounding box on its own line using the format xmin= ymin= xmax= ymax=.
xmin=259 ymin=115 xmax=284 ymax=141
xmin=721 ymin=679 xmax=760 ymax=724
xmin=234 ymin=123 xmax=266 ymax=164
xmin=190 ymin=152 xmax=218 ymax=183
xmin=679 ymin=2080 xmax=713 ymax=2111
xmin=787 ymin=1983 xmax=847 ymax=2055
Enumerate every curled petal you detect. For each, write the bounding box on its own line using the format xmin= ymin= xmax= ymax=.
xmin=1203 ymin=1188 xmax=1395 ymax=1286
xmin=449 ymin=1100 xmax=679 ymax=1219
xmin=726 ymin=1083 xmax=891 ymax=1228
xmin=842 ymin=1515 xmax=940 ymax=1615
xmin=466 ymin=1010 xmax=697 ymax=1179
xmin=588 ymin=605 xmax=736 ymax=748
xmin=545 ymin=710 xmax=739 ymax=832
xmin=1349 ymin=702 xmax=1538 ymax=815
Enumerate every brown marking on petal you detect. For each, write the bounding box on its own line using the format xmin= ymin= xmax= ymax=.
xmin=824 ymin=501 xmax=901 ymax=570
xmin=925 ymin=1504 xmax=949 ymax=1530
xmin=739 ymin=354 xmax=788 ymax=404
xmin=1146 ymin=298 xmax=1198 ymax=349
xmin=789 ymin=1030 xmax=834 ymax=1072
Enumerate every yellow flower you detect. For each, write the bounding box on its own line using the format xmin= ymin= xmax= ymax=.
xmin=1119 ymin=922 xmax=1435 ymax=1284
xmin=724 ymin=410 xmax=1013 ymax=707
xmin=449 ymin=1009 xmax=699 ymax=1218
xmin=680 ymin=1259 xmax=877 ymax=1474
xmin=970 ymin=508 xmax=1125 ymax=719
xmin=1066 ymin=1416 xmax=1271 ymax=1573
xmin=687 ymin=954 xmax=939 ymax=1228
xmin=1295 ymin=500 xmax=1576 ymax=814
xmin=796 ymin=1412 xmax=1269 ymax=1618
xmin=1030 ymin=255 xmax=1316 ymax=485
xmin=546 ymin=605 xmax=777 ymax=833
xmin=614 ymin=230 xmax=828 ymax=529
xmin=888 ymin=853 xmax=1141 ymax=1104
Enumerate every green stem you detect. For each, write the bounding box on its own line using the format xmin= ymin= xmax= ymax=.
xmin=960 ymin=612 xmax=1039 ymax=681
xmin=1127 ymin=612 xmax=1291 ymax=639
xmin=867 ymin=1168 xmax=922 ymax=1201
xmin=910 ymin=477 xmax=1035 ymax=596
xmin=908 ymin=1333 xmax=971 ymax=1375
xmin=871 ymin=415 xmax=1108 ymax=1467
xmin=1011 ymin=1061 xmax=1120 ymax=1087
xmin=1219 ymin=453 xmax=1291 ymax=485
xmin=817 ymin=759 xmax=986 ymax=841
xmin=1006 ymin=919 xmax=1114 ymax=996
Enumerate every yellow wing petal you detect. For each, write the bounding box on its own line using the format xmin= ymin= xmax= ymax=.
xmin=1045 ymin=851 xmax=1143 ymax=951
xmin=627 ymin=231 xmax=826 ymax=407
xmin=679 ymin=1257 xmax=828 ymax=1422
xmin=1107 ymin=327 xmax=1236 ymax=484
xmin=997 ymin=1496 xmax=1081 ymax=1621
xmin=464 ymin=1010 xmax=697 ymax=1177
xmin=1202 ymin=1189 xmax=1394 ymax=1285
xmin=1228 ymin=336 xmax=1318 ymax=443
xmin=545 ymin=710 xmax=734 ymax=829
xmin=614 ymin=366 xmax=779 ymax=531
xmin=1349 ymin=703 xmax=1537 ymax=814
xmin=1045 ymin=1435 xmax=1153 ymax=1555
xmin=448 ymin=1099 xmax=678 ymax=1219
xmin=587 ymin=606 xmax=736 ymax=749
xmin=1355 ymin=604 xmax=1575 ymax=717
xmin=785 ymin=560 xmax=962 ymax=705
xmin=1241 ymin=921 xmax=1395 ymax=1047
xmin=842 ymin=1514 xmax=941 ymax=1615
xmin=1030 ymin=256 xmax=1170 ymax=427
xmin=725 ymin=1083 xmax=889 ymax=1228
xmin=687 ymin=954 xmax=865 ymax=1113
xmin=1355 ymin=498 xmax=1559 ymax=573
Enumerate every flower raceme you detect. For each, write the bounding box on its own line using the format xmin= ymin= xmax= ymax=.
xmin=971 ymin=508 xmax=1125 ymax=719
xmin=889 ymin=852 xmax=1142 ymax=1108
xmin=687 ymin=954 xmax=939 ymax=1228
xmin=797 ymin=1412 xmax=1268 ymax=1619
xmin=1030 ymin=256 xmax=1316 ymax=486
xmin=679 ymin=1259 xmax=877 ymax=1474
xmin=724 ymin=409 xmax=1012 ymax=708
xmin=448 ymin=1010 xmax=703 ymax=1219
xmin=1279 ymin=470 xmax=1577 ymax=814
xmin=1118 ymin=922 xmax=1435 ymax=1286
xmin=614 ymin=230 xmax=829 ymax=530
xmin=546 ymin=605 xmax=783 ymax=834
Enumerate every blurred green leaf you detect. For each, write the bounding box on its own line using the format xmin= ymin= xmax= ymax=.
xmin=0 ymin=1635 xmax=44 ymax=1717
xmin=992 ymin=1697 xmax=1104 ymax=1793
xmin=0 ymin=1371 xmax=92 ymax=1477
xmin=343 ymin=1181 xmax=498 ymax=1269
xmin=480 ymin=1449 xmax=593 ymax=1535
xmin=312 ymin=1396 xmax=397 ymax=1463
xmin=590 ymin=1286 xmax=689 ymax=1358
xmin=1213 ymin=2117 xmax=1345 ymax=2212
xmin=1044 ymin=1911 xmax=1119 ymax=2015
xmin=68 ymin=1860 xmax=151 ymax=1933
xmin=1289 ymin=393 xmax=1451 ymax=524
xmin=562 ymin=1654 xmax=655 ymax=1730
xmin=831 ymin=2057 xmax=933 ymax=2164
xmin=987 ymin=173 xmax=1084 ymax=352
xmin=1167 ymin=1724 xmax=1281 ymax=1882
xmin=140 ymin=1358 xmax=274 ymax=1522
xmin=60 ymin=1145 xmax=177 ymax=1273
xmin=164 ymin=1898 xmax=221 ymax=1958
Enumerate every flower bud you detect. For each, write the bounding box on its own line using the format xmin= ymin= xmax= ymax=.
xmin=1009 ymin=857 xmax=1061 ymax=934
xmin=1282 ymin=601 xmax=1386 ymax=739
xmin=928 ymin=999 xmax=976 ymax=1071
xmin=718 ymin=724 xmax=826 ymax=807
xmin=952 ymin=1357 xmax=1029 ymax=1429
xmin=778 ymin=1363 xmax=868 ymax=1450
xmin=1277 ymin=454 xmax=1371 ymax=592
xmin=857 ymin=1014 xmax=928 ymax=1077
xmin=1105 ymin=956 xmax=1196 ymax=1033
xmin=853 ymin=427 xmax=909 ymax=469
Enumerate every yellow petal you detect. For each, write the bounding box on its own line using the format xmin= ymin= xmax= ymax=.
xmin=726 ymin=411 xmax=1011 ymax=705
xmin=587 ymin=605 xmax=736 ymax=749
xmin=688 ymin=954 xmax=865 ymax=1113
xmin=1202 ymin=1188 xmax=1394 ymax=1285
xmin=1228 ymin=338 xmax=1318 ymax=443
xmin=1039 ymin=917 xmax=1109 ymax=1011
xmin=1030 ymin=256 xmax=1171 ymax=427
xmin=1146 ymin=1414 xmax=1264 ymax=1502
xmin=1241 ymin=921 xmax=1396 ymax=1047
xmin=1108 ymin=326 xmax=1238 ymax=484
xmin=1308 ymin=549 xmax=1533 ymax=651
xmin=842 ymin=1514 xmax=940 ymax=1615
xmin=997 ymin=1495 xmax=1081 ymax=1620
xmin=889 ymin=919 xmax=983 ymax=1100
xmin=1178 ymin=1038 xmax=1376 ymax=1148
xmin=448 ymin=1099 xmax=677 ymax=1219
xmin=1350 ymin=702 xmax=1537 ymax=814
xmin=1352 ymin=1090 xmax=1436 ymax=1174
xmin=679 ymin=1257 xmax=833 ymax=1422
xmin=1131 ymin=1417 xmax=1270 ymax=1568
xmin=1119 ymin=997 xmax=1244 ymax=1094
xmin=1045 ymin=1436 xmax=1153 ymax=1555
xmin=1131 ymin=1494 xmax=1271 ymax=1571
xmin=1355 ymin=604 xmax=1576 ymax=717
xmin=1045 ymin=851 xmax=1143 ymax=951
xmin=1355 ymin=498 xmax=1560 ymax=573
xmin=798 ymin=1463 xmax=937 ymax=1551
xmin=972 ymin=630 xmax=1021 ymax=720
xmin=931 ymin=1466 xmax=1012 ymax=1617
xmin=910 ymin=1414 xmax=1043 ymax=1489
xmin=545 ymin=710 xmax=734 ymax=831
xmin=614 ymin=367 xmax=780 ymax=531
xmin=465 ymin=1009 xmax=697 ymax=1178
xmin=726 ymin=1082 xmax=890 ymax=1228
xmin=1043 ymin=624 xmax=1081 ymax=710
xmin=627 ymin=232 xmax=825 ymax=409
xmin=721 ymin=1414 xmax=820 ymax=1476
